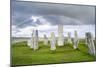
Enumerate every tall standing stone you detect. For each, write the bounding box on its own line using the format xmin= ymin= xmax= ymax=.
xmin=67 ymin=32 xmax=72 ymax=44
xmin=33 ymin=30 xmax=39 ymax=50
xmin=28 ymin=33 xmax=34 ymax=48
xmin=27 ymin=39 xmax=31 ymax=47
xmin=57 ymin=24 xmax=64 ymax=46
xmin=85 ymin=32 xmax=95 ymax=56
xmin=28 ymin=30 xmax=39 ymax=50
xmin=50 ymin=32 xmax=56 ymax=51
xmin=44 ymin=34 xmax=48 ymax=45
xmin=73 ymin=31 xmax=79 ymax=49
xmin=85 ymin=34 xmax=88 ymax=46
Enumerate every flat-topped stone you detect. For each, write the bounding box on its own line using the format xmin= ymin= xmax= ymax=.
xmin=57 ymin=24 xmax=64 ymax=46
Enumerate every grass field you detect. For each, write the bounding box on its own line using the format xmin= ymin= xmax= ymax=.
xmin=11 ymin=40 xmax=96 ymax=66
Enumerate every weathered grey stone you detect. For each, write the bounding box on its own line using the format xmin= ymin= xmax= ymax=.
xmin=33 ymin=30 xmax=39 ymax=50
xmin=73 ymin=31 xmax=79 ymax=49
xmin=44 ymin=34 xmax=48 ymax=45
xmin=85 ymin=32 xmax=96 ymax=56
xmin=27 ymin=38 xmax=32 ymax=48
xmin=28 ymin=33 xmax=34 ymax=48
xmin=27 ymin=40 xmax=30 ymax=47
xmin=57 ymin=24 xmax=64 ymax=46
xmin=67 ymin=32 xmax=72 ymax=44
xmin=50 ymin=32 xmax=56 ymax=51
xmin=29 ymin=30 xmax=38 ymax=50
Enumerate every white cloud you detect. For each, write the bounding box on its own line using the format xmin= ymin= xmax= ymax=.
xmin=63 ymin=25 xmax=95 ymax=38
xmin=12 ymin=26 xmax=34 ymax=37
xmin=36 ymin=25 xmax=54 ymax=30
xmin=12 ymin=25 xmax=95 ymax=38
xmin=31 ymin=16 xmax=40 ymax=22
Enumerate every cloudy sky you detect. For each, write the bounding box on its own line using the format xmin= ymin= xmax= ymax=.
xmin=11 ymin=0 xmax=96 ymax=38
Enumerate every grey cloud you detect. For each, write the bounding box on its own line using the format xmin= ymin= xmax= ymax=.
xmin=43 ymin=15 xmax=82 ymax=25
xmin=12 ymin=1 xmax=95 ymax=28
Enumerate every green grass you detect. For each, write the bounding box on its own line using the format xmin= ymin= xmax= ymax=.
xmin=11 ymin=40 xmax=96 ymax=66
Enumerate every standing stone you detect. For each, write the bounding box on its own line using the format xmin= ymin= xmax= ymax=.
xmin=33 ymin=30 xmax=39 ymax=50
xmin=85 ymin=32 xmax=95 ymax=56
xmin=73 ymin=31 xmax=79 ymax=49
xmin=44 ymin=34 xmax=48 ymax=45
xmin=50 ymin=32 xmax=56 ymax=51
xmin=67 ymin=32 xmax=72 ymax=44
xmin=57 ymin=24 xmax=64 ymax=46
xmin=85 ymin=34 xmax=88 ymax=46
xmin=27 ymin=38 xmax=32 ymax=48
xmin=27 ymin=40 xmax=30 ymax=47
xmin=28 ymin=30 xmax=39 ymax=50
xmin=28 ymin=33 xmax=34 ymax=48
